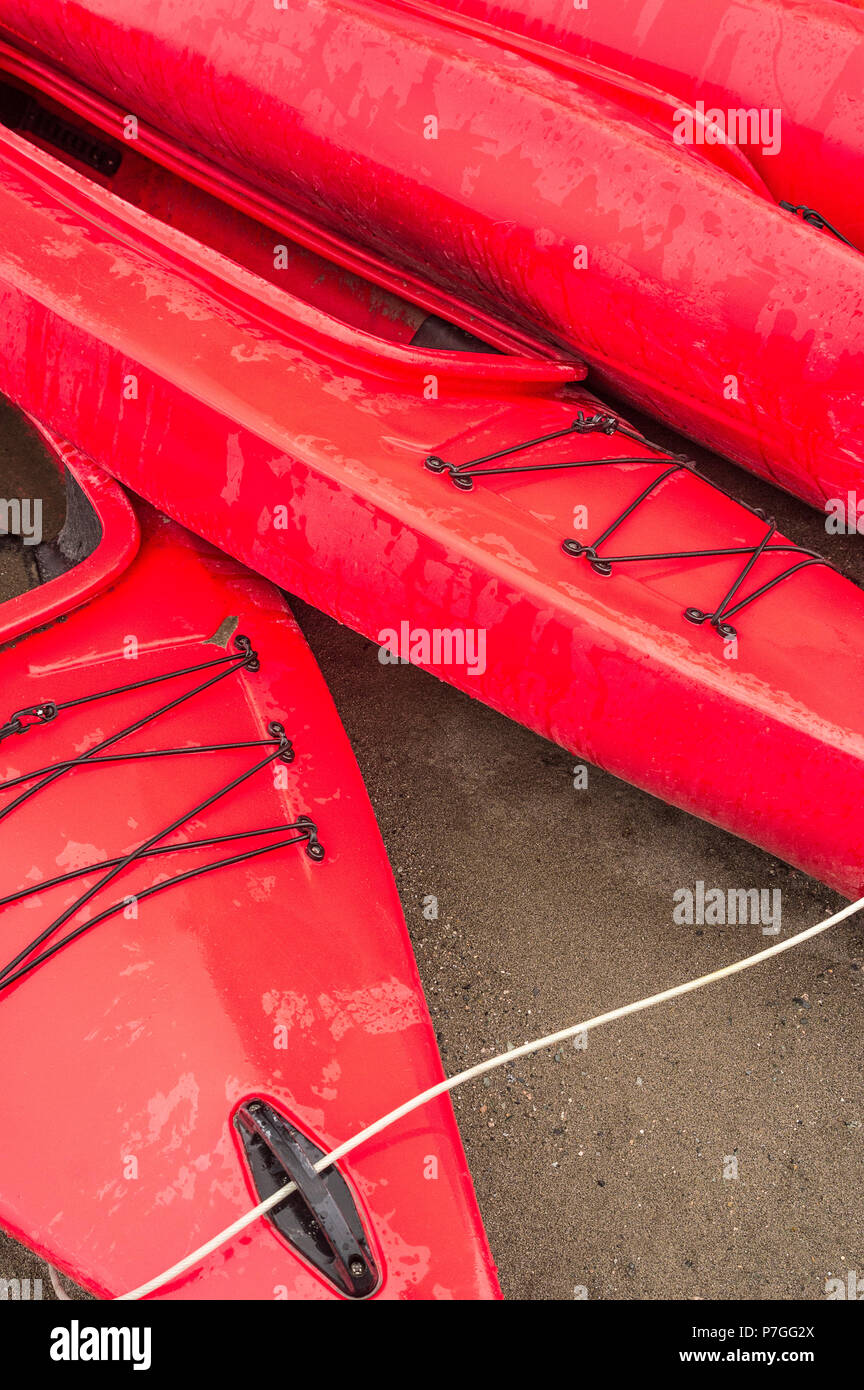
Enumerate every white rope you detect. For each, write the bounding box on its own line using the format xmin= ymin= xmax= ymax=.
xmin=116 ymin=894 xmax=864 ymax=1300
xmin=48 ymin=1264 xmax=72 ymax=1300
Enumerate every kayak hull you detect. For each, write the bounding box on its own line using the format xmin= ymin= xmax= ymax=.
xmin=0 ymin=120 xmax=860 ymax=902
xmin=440 ymin=0 xmax=864 ymax=249
xmin=0 ymin=431 xmax=500 ymax=1300
xmin=0 ymin=0 xmax=861 ymax=507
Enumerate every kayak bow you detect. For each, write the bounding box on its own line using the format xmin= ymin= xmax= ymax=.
xmin=0 ymin=418 xmax=499 ymax=1300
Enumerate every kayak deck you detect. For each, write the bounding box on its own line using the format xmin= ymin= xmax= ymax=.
xmin=0 ymin=72 xmax=860 ymax=901
xmin=0 ymin=423 xmax=499 ymax=1299
xmin=0 ymin=0 xmax=860 ymax=507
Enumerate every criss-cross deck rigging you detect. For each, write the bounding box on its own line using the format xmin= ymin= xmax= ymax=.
xmin=0 ymin=633 xmax=324 ymax=992
xmin=425 ymin=414 xmax=832 ymax=641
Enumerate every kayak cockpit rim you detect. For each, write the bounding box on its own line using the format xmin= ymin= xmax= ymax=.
xmin=0 ymin=412 xmax=139 ymax=647
xmin=0 ymin=39 xmax=585 ymax=384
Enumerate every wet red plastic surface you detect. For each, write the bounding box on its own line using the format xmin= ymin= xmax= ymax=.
xmin=0 ymin=127 xmax=860 ymax=900
xmin=441 ymin=0 xmax=864 ymax=247
xmin=0 ymin=444 xmax=500 ymax=1300
xmin=0 ymin=0 xmax=861 ymax=505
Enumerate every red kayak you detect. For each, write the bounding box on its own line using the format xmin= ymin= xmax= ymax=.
xmin=0 ymin=92 xmax=861 ymax=902
xmin=0 ymin=416 xmax=499 ymax=1300
xmin=438 ymin=0 xmax=864 ymax=249
xmin=0 ymin=0 xmax=861 ymax=509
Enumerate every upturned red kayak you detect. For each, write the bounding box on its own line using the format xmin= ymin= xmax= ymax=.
xmin=0 ymin=420 xmax=499 ymax=1300
xmin=0 ymin=95 xmax=860 ymax=901
xmin=438 ymin=0 xmax=864 ymax=249
xmin=0 ymin=0 xmax=861 ymax=508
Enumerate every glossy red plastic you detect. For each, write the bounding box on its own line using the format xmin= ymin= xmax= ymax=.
xmin=0 ymin=436 xmax=500 ymax=1300
xmin=439 ymin=0 xmax=864 ymax=248
xmin=0 ymin=120 xmax=860 ymax=900
xmin=0 ymin=0 xmax=862 ymax=507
